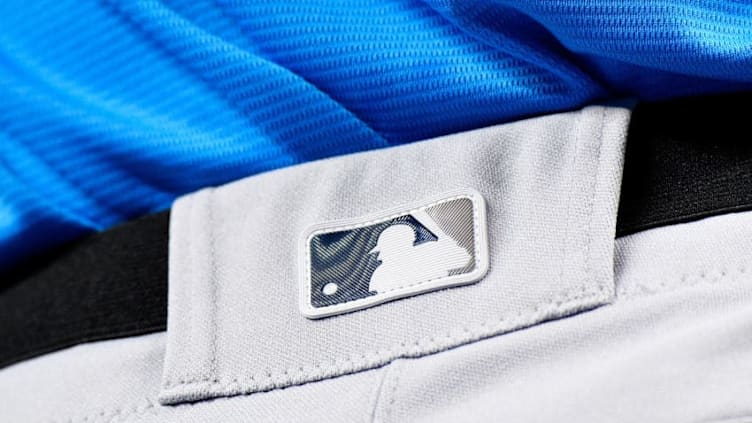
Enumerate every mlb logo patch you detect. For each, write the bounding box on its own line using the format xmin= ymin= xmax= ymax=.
xmin=299 ymin=189 xmax=489 ymax=319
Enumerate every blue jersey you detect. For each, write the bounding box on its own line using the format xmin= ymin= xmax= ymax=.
xmin=2 ymin=0 xmax=752 ymax=269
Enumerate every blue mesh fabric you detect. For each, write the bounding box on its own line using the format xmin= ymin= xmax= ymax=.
xmin=2 ymin=0 xmax=752 ymax=269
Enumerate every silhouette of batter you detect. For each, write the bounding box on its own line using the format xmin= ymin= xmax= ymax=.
xmin=368 ymin=222 xmax=470 ymax=293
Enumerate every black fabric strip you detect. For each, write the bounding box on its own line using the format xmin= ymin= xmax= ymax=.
xmin=616 ymin=92 xmax=752 ymax=237
xmin=2 ymin=93 xmax=752 ymax=368
xmin=0 ymin=211 xmax=169 ymax=368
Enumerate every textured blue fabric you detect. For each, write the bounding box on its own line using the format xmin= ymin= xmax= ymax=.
xmin=1 ymin=0 xmax=752 ymax=269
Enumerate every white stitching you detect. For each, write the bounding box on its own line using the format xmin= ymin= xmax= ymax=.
xmin=557 ymin=107 xmax=583 ymax=299
xmin=584 ymin=108 xmax=608 ymax=294
xmin=619 ymin=264 xmax=749 ymax=300
xmin=45 ymin=399 xmax=156 ymax=423
xmin=160 ymin=283 xmax=605 ymax=392
xmin=208 ymin=188 xmax=219 ymax=383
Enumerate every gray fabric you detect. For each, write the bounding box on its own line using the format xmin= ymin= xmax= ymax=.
xmin=4 ymin=210 xmax=752 ymax=422
xmin=0 ymin=332 xmax=165 ymax=423
xmin=0 ymin=333 xmax=385 ymax=423
xmin=161 ymin=105 xmax=629 ymax=403
xmin=373 ymin=211 xmax=752 ymax=423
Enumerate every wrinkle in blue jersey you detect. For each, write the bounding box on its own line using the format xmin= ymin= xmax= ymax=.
xmin=1 ymin=0 xmax=752 ymax=269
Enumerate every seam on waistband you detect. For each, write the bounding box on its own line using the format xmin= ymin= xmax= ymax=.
xmin=584 ymin=108 xmax=608 ymax=296
xmin=556 ymin=105 xmax=583 ymax=307
xmin=618 ymin=263 xmax=750 ymax=301
xmin=161 ymin=278 xmax=608 ymax=395
xmin=208 ymin=188 xmax=220 ymax=384
xmin=163 ymin=189 xmax=217 ymax=388
xmin=43 ymin=398 xmax=158 ymax=423
xmin=383 ymin=362 xmax=403 ymax=423
xmin=175 ymin=195 xmax=196 ymax=385
xmin=370 ymin=359 xmax=402 ymax=423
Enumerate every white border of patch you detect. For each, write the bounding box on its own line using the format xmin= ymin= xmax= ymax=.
xmin=299 ymin=188 xmax=489 ymax=319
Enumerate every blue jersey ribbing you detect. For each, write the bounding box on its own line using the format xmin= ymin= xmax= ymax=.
xmin=1 ymin=0 xmax=752 ymax=269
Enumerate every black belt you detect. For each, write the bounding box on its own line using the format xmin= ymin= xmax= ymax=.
xmin=0 ymin=211 xmax=169 ymax=367
xmin=2 ymin=93 xmax=751 ymax=369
